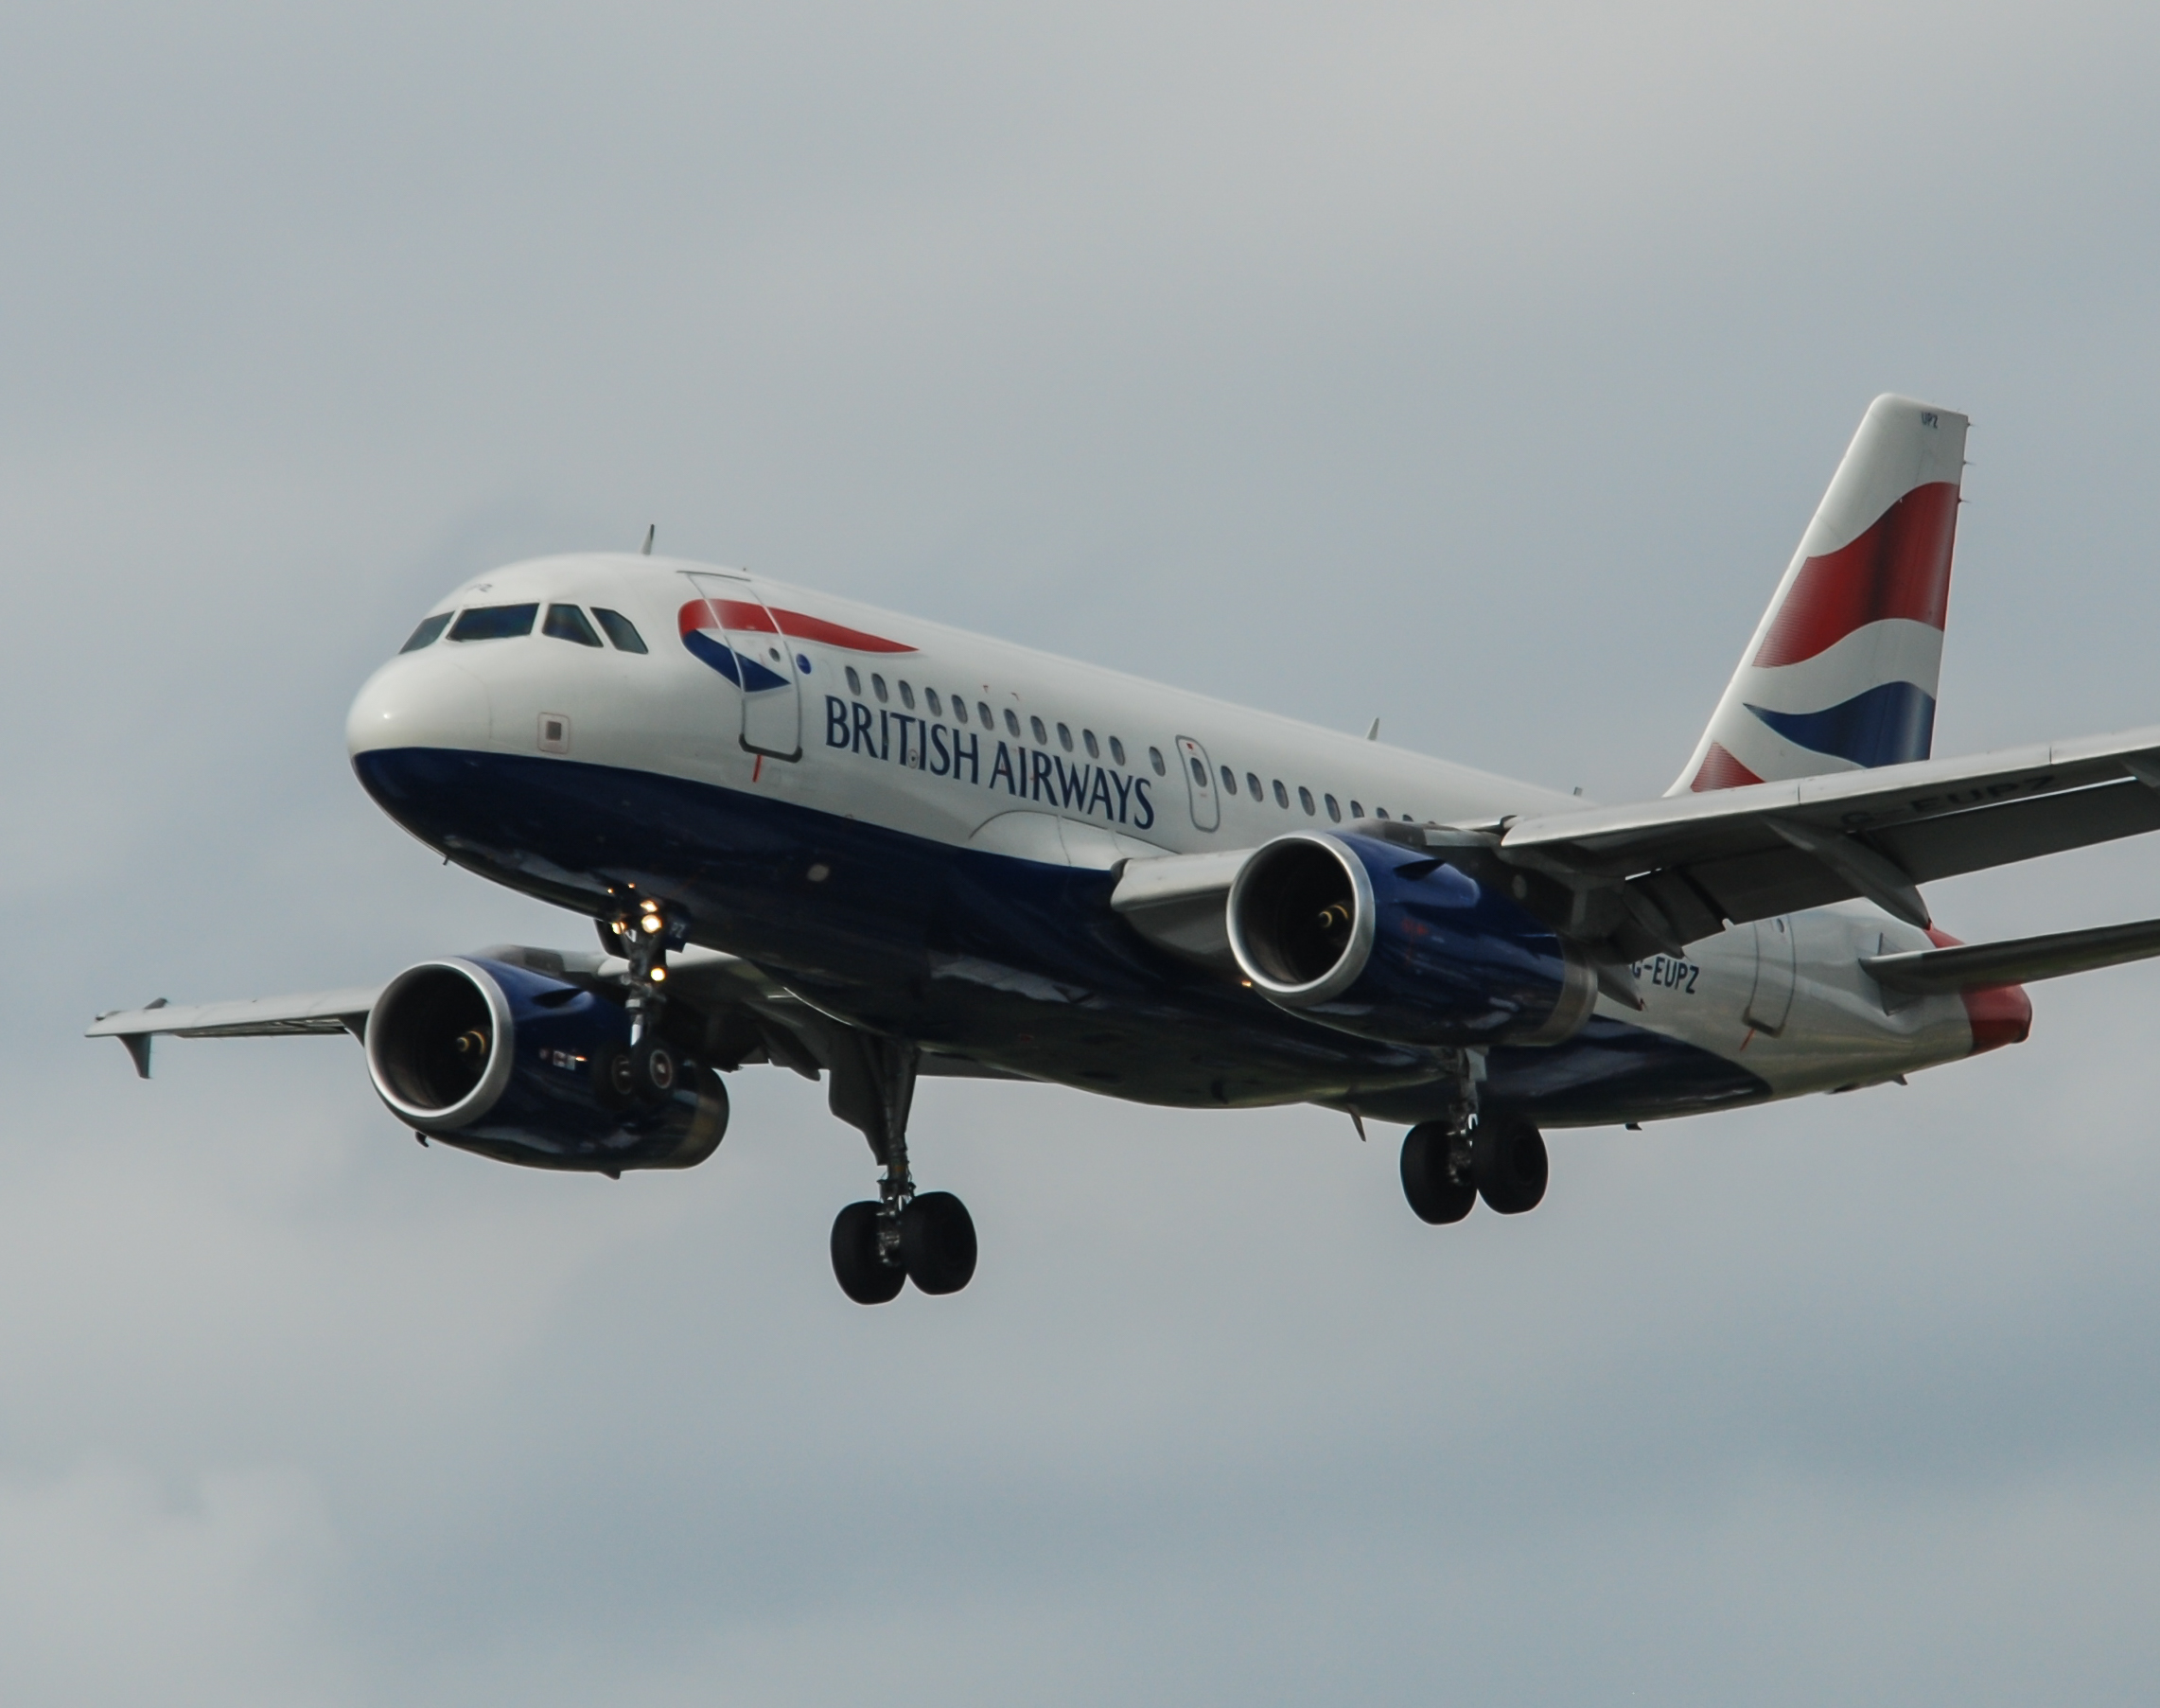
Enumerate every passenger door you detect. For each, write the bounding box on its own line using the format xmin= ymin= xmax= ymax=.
xmin=685 ymin=572 xmax=802 ymax=760
xmin=1746 ymin=915 xmax=1796 ymax=1036
xmin=1175 ymin=735 xmax=1220 ymax=832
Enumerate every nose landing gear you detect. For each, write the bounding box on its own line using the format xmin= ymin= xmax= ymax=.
xmin=603 ymin=898 xmax=685 ymax=1046
xmin=825 ymin=1033 xmax=976 ymax=1303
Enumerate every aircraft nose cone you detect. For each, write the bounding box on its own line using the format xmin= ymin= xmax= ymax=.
xmin=345 ymin=656 xmax=492 ymax=758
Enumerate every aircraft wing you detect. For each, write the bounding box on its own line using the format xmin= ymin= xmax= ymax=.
xmin=88 ymin=988 xmax=380 ymax=1078
xmin=1106 ymin=723 xmax=2160 ymax=968
xmin=86 ymin=947 xmax=1012 ymax=1083
xmin=1495 ymin=724 xmax=2160 ymax=953
xmin=87 ymin=989 xmax=380 ymax=1041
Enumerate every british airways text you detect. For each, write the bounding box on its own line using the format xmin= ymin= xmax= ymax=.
xmin=826 ymin=696 xmax=1156 ymax=830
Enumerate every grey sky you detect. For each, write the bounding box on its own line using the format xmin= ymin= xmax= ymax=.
xmin=5 ymin=2 xmax=2160 ymax=1700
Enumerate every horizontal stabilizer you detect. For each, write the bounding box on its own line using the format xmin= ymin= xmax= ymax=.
xmin=1863 ymin=916 xmax=2160 ymax=995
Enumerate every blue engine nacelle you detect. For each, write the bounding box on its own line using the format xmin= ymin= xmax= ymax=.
xmin=364 ymin=956 xmax=728 ymax=1173
xmin=1226 ymin=832 xmax=1596 ymax=1048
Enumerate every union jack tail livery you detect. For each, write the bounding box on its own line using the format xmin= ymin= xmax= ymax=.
xmin=1672 ymin=394 xmax=1968 ymax=794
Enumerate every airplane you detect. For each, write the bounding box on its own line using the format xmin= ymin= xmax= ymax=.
xmin=90 ymin=395 xmax=2160 ymax=1304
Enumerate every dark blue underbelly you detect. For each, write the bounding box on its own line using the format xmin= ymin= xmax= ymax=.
xmin=353 ymin=748 xmax=1767 ymax=1125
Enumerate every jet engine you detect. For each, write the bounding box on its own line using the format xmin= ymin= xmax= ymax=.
xmin=1226 ymin=831 xmax=1596 ymax=1048
xmin=364 ymin=956 xmax=728 ymax=1173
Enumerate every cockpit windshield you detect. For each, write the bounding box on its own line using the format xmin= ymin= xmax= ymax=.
xmin=592 ymin=607 xmax=648 ymax=653
xmin=448 ymin=604 xmax=538 ymax=642
xmin=544 ymin=608 xmax=605 ymax=647
xmin=399 ymin=612 xmax=452 ymax=653
xmin=404 ymin=600 xmax=642 ymax=654
xmin=543 ymin=604 xmax=604 ymax=647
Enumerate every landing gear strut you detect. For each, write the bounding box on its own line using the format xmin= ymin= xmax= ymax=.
xmin=598 ymin=899 xmax=691 ymax=1102
xmin=603 ymin=898 xmax=683 ymax=1044
xmin=826 ymin=1032 xmax=975 ymax=1303
xmin=1397 ymin=1048 xmax=1548 ymax=1222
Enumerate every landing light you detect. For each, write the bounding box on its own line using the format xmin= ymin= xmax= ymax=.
xmin=650 ymin=967 xmax=667 ymax=983
xmin=640 ymin=914 xmax=663 ymax=934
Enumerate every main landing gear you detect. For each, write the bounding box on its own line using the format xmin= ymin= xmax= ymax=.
xmin=825 ymin=1033 xmax=976 ymax=1304
xmin=1396 ymin=1050 xmax=1548 ymax=1223
xmin=1400 ymin=1113 xmax=1548 ymax=1221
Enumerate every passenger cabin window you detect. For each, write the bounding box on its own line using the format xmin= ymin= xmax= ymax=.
xmin=1246 ymin=771 xmax=1261 ymax=800
xmin=1189 ymin=755 xmax=1207 ymax=786
xmin=846 ymin=666 xmax=863 ymax=696
xmin=925 ymin=688 xmax=942 ymax=717
xmin=978 ymin=701 xmax=993 ymax=729
xmin=400 ymin=612 xmax=451 ymax=653
xmin=951 ymin=696 xmax=967 ymax=724
xmin=448 ymin=604 xmax=538 ymax=642
xmin=1030 ymin=716 xmax=1048 ymax=745
xmin=1057 ymin=723 xmax=1074 ymax=751
xmin=1110 ymin=737 xmax=1127 ymax=766
xmin=1325 ymin=794 xmax=1342 ymax=821
xmin=1349 ymin=800 xmax=1364 ymax=819
xmin=591 ymin=607 xmax=647 ymax=653
xmin=1004 ymin=709 xmax=1021 ymax=737
xmin=1299 ymin=787 xmax=1316 ymax=815
xmin=1220 ymin=766 xmax=1237 ymax=795
xmin=900 ymin=681 xmax=916 ymax=709
xmin=1376 ymin=807 xmax=1390 ymax=819
xmin=1083 ymin=730 xmax=1099 ymax=758
xmin=543 ymin=605 xmax=603 ymax=647
xmin=1273 ymin=780 xmax=1289 ymax=808
xmin=1150 ymin=747 xmax=1167 ymax=776
xmin=872 ymin=675 xmax=889 ymax=703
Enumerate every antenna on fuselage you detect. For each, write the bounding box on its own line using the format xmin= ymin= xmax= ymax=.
xmin=1365 ymin=717 xmax=1380 ymax=742
xmin=641 ymin=524 xmax=656 ymax=555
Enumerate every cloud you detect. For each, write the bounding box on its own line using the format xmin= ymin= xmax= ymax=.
xmin=0 ymin=1461 xmax=348 ymax=1706
xmin=4 ymin=0 xmax=2160 ymax=1699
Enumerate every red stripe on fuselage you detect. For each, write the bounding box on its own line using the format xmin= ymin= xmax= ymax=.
xmin=1924 ymin=925 xmax=2033 ymax=1055
xmin=1753 ymin=482 xmax=1960 ymax=668
xmin=676 ymin=599 xmax=915 ymax=653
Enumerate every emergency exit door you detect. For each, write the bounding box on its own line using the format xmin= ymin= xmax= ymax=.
xmin=1175 ymin=736 xmax=1220 ymax=831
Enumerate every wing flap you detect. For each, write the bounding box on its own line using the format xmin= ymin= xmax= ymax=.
xmin=1500 ymin=726 xmax=2160 ymax=944
xmin=1881 ymin=779 xmax=2160 ymax=884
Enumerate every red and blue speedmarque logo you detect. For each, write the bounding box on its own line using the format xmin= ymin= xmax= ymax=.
xmin=678 ymin=598 xmax=914 ymax=691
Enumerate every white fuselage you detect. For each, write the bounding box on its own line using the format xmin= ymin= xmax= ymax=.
xmin=345 ymin=553 xmax=2008 ymax=1127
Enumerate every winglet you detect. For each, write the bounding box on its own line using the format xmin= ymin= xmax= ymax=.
xmin=114 ymin=997 xmax=167 ymax=1078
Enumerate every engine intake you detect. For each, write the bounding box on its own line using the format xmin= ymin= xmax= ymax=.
xmin=1227 ymin=832 xmax=1594 ymax=1048
xmin=366 ymin=957 xmax=727 ymax=1172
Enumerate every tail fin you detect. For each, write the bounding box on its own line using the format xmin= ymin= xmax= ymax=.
xmin=1670 ymin=394 xmax=1969 ymax=795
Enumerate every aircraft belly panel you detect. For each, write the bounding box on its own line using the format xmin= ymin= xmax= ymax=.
xmin=351 ymin=745 xmax=1887 ymax=1125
